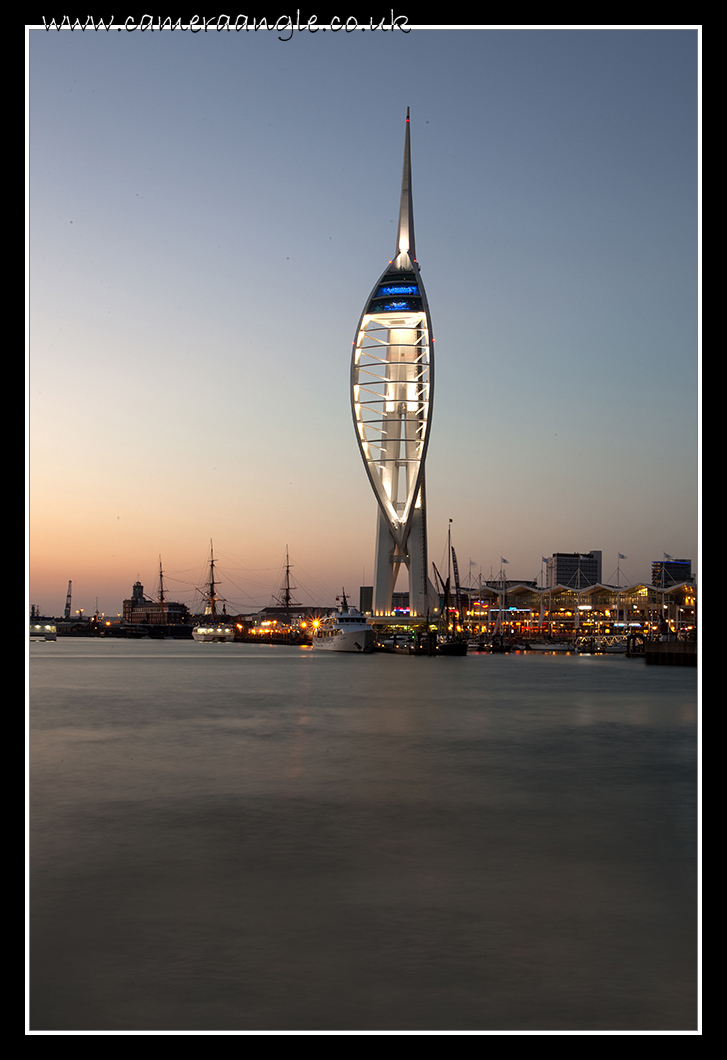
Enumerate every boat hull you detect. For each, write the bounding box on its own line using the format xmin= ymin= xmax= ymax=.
xmin=312 ymin=629 xmax=374 ymax=653
xmin=524 ymin=642 xmax=574 ymax=652
xmin=192 ymin=626 xmax=235 ymax=643
xmin=437 ymin=640 xmax=468 ymax=656
xmin=29 ymin=624 xmax=57 ymax=642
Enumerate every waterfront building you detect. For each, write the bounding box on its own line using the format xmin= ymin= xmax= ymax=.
xmin=122 ymin=580 xmax=190 ymax=627
xmin=351 ymin=110 xmax=435 ymax=617
xmin=465 ymin=579 xmax=696 ymax=638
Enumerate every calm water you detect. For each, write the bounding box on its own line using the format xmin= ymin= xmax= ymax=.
xmin=29 ymin=639 xmax=698 ymax=1032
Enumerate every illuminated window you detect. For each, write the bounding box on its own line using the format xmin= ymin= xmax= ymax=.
xmin=376 ymin=284 xmax=419 ymax=296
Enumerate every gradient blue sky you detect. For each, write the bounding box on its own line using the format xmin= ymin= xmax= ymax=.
xmin=28 ymin=25 xmax=700 ymax=616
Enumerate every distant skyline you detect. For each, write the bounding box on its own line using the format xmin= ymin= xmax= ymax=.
xmin=28 ymin=26 xmax=700 ymax=616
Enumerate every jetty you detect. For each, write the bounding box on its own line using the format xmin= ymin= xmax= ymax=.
xmin=644 ymin=639 xmax=697 ymax=666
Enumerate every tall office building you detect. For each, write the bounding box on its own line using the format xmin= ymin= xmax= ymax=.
xmin=651 ymin=558 xmax=693 ymax=586
xmin=351 ymin=111 xmax=435 ymax=616
xmin=546 ymin=551 xmax=603 ymax=589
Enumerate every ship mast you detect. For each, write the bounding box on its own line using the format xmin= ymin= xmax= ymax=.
xmin=198 ymin=540 xmax=224 ymax=618
xmin=276 ymin=546 xmax=297 ymax=617
xmin=447 ymin=520 xmax=455 ymax=640
xmin=157 ymin=555 xmax=168 ymax=624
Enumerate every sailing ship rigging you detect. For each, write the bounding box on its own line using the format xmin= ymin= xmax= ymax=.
xmin=431 ymin=521 xmax=468 ymax=655
xmin=274 ymin=547 xmax=299 ymax=618
xmin=196 ymin=541 xmax=227 ymax=618
xmin=192 ymin=541 xmax=235 ymax=642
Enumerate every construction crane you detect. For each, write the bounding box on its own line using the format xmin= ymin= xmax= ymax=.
xmin=64 ymin=580 xmax=72 ymax=620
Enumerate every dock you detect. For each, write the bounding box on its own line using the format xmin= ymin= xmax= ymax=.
xmin=644 ymin=640 xmax=697 ymax=666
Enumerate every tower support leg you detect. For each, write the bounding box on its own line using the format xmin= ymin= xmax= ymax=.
xmin=372 ymin=495 xmax=433 ymax=618
xmin=373 ymin=509 xmax=397 ymax=616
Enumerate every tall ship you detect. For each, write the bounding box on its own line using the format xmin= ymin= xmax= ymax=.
xmin=192 ymin=542 xmax=236 ymax=642
xmin=312 ymin=591 xmax=374 ymax=653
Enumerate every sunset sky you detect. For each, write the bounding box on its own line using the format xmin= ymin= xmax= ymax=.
xmin=27 ymin=25 xmax=700 ymax=617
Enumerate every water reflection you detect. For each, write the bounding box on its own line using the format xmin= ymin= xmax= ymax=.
xmin=30 ymin=641 xmax=697 ymax=1031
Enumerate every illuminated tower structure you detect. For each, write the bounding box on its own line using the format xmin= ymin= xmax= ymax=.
xmin=351 ymin=110 xmax=435 ymax=617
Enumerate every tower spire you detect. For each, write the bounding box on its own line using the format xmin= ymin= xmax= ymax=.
xmin=351 ymin=109 xmax=435 ymax=617
xmin=395 ymin=107 xmax=415 ymax=268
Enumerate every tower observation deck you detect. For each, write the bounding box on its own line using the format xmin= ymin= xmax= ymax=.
xmin=351 ymin=110 xmax=436 ymax=616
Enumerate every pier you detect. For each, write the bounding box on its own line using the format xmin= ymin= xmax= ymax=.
xmin=644 ymin=639 xmax=697 ymax=666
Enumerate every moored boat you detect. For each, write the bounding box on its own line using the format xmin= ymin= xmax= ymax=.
xmin=312 ymin=591 xmax=374 ymax=653
xmin=437 ymin=637 xmax=468 ymax=656
xmin=192 ymin=622 xmax=236 ymax=643
xmin=523 ymin=641 xmax=574 ymax=652
xmin=29 ymin=622 xmax=57 ymax=641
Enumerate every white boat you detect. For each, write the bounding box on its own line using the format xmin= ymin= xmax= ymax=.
xmin=192 ymin=622 xmax=236 ymax=643
xmin=312 ymin=591 xmax=374 ymax=653
xmin=29 ymin=622 xmax=57 ymax=641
